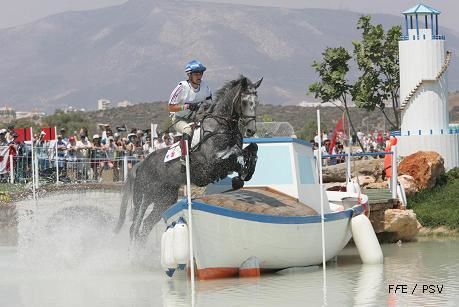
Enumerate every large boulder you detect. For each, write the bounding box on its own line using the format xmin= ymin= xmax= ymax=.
xmin=397 ymin=174 xmax=418 ymax=196
xmin=398 ymin=151 xmax=445 ymax=190
xmin=322 ymin=159 xmax=384 ymax=183
xmin=384 ymin=209 xmax=419 ymax=241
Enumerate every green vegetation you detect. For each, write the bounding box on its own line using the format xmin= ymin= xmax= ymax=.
xmin=41 ymin=110 xmax=92 ymax=135
xmin=408 ymin=168 xmax=459 ymax=230
xmin=309 ymin=15 xmax=402 ymax=142
xmin=352 ymin=16 xmax=401 ymax=129
xmin=309 ymin=47 xmax=365 ymax=151
xmin=0 ymin=183 xmax=27 ymax=204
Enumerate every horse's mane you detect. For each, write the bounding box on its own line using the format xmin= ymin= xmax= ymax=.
xmin=213 ymin=75 xmax=247 ymax=102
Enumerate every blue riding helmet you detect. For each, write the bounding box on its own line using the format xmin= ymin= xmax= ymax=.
xmin=185 ymin=60 xmax=206 ymax=73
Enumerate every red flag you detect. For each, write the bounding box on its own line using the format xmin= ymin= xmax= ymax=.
xmin=40 ymin=127 xmax=56 ymax=141
xmin=14 ymin=128 xmax=32 ymax=143
xmin=329 ymin=113 xmax=345 ymax=154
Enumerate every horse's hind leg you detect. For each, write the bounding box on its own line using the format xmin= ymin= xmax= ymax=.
xmin=138 ymin=187 xmax=179 ymax=243
xmin=130 ymin=193 xmax=148 ymax=241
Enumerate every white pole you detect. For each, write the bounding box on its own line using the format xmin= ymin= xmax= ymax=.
xmin=54 ymin=127 xmax=59 ymax=185
xmin=347 ymin=115 xmax=352 ymax=182
xmin=9 ymin=155 xmax=14 ymax=184
xmin=123 ymin=154 xmax=128 ymax=181
xmin=154 ymin=123 xmax=156 ymax=152
xmin=30 ymin=127 xmax=36 ymax=201
xmin=34 ymin=129 xmax=40 ymax=189
xmin=316 ymin=109 xmax=327 ymax=305
xmin=184 ymin=140 xmax=195 ymax=305
xmin=152 ymin=123 xmax=158 ymax=152
xmin=391 ymin=145 xmax=397 ymax=199
xmin=35 ymin=147 xmax=39 ymax=189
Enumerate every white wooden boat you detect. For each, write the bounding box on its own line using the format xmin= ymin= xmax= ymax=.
xmin=159 ymin=138 xmax=369 ymax=280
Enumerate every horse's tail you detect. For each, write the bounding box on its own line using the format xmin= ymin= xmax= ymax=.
xmin=114 ymin=163 xmax=139 ymax=233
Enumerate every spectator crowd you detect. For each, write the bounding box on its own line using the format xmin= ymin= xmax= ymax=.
xmin=0 ymin=124 xmax=183 ymax=183
xmin=311 ymin=129 xmax=392 ymax=166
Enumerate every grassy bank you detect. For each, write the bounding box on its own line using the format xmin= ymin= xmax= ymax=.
xmin=0 ymin=183 xmax=27 ymax=204
xmin=408 ymin=169 xmax=459 ymax=230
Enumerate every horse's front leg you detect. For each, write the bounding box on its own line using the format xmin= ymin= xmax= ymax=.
xmin=216 ymin=144 xmax=243 ymax=160
xmin=239 ymin=143 xmax=258 ymax=181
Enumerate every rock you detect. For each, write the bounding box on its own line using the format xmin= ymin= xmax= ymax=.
xmin=322 ymin=159 xmax=384 ymax=183
xmin=384 ymin=209 xmax=419 ymax=241
xmin=399 ymin=151 xmax=445 ymax=190
xmin=324 ymin=182 xmax=346 ymax=191
xmin=352 ymin=175 xmax=375 ymax=187
xmin=365 ymin=181 xmax=388 ymax=189
xmin=397 ymin=174 xmax=418 ymax=196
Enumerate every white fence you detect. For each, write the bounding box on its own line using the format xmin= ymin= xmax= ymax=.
xmin=2 ymin=146 xmax=144 ymax=185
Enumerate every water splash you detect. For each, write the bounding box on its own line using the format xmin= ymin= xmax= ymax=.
xmin=15 ymin=191 xmax=161 ymax=274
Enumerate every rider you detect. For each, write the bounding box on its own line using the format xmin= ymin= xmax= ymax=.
xmin=168 ymin=60 xmax=212 ymax=157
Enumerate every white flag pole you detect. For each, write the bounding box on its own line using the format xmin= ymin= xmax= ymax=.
xmin=316 ymin=109 xmax=327 ymax=306
xmin=184 ymin=140 xmax=195 ymax=305
xmin=152 ymin=123 xmax=158 ymax=151
xmin=30 ymin=127 xmax=36 ymax=201
xmin=123 ymin=155 xmax=128 ymax=181
xmin=54 ymin=126 xmax=59 ymax=185
xmin=9 ymin=154 xmax=14 ymax=184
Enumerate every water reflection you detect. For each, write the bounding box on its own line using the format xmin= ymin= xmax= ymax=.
xmin=353 ymin=264 xmax=384 ymax=306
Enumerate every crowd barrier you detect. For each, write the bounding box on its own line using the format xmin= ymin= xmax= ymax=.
xmin=1 ymin=146 xmax=145 ymax=185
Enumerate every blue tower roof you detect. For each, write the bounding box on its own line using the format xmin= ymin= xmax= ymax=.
xmin=402 ymin=4 xmax=440 ymax=15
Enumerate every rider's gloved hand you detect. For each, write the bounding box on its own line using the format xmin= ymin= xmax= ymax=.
xmin=187 ymin=103 xmax=200 ymax=112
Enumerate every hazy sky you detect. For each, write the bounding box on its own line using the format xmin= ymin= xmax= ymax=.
xmin=0 ymin=0 xmax=457 ymax=31
xmin=0 ymin=0 xmax=127 ymax=29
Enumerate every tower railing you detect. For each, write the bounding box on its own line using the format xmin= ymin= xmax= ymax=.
xmin=400 ymin=34 xmax=445 ymax=41
xmin=400 ymin=50 xmax=452 ymax=110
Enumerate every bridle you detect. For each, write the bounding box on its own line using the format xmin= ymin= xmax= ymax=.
xmin=190 ymin=82 xmax=257 ymax=153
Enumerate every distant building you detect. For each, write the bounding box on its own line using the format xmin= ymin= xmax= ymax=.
xmin=98 ymin=99 xmax=112 ymax=110
xmin=15 ymin=111 xmax=46 ymax=120
xmin=0 ymin=107 xmax=16 ymax=122
xmin=255 ymin=122 xmax=296 ymax=138
xmin=297 ymin=101 xmax=341 ymax=107
xmin=63 ymin=105 xmax=85 ymax=113
xmin=117 ymin=100 xmax=132 ymax=108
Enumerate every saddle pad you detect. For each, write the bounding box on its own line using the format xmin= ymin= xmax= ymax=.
xmin=164 ymin=141 xmax=181 ymax=162
xmin=191 ymin=127 xmax=201 ymax=148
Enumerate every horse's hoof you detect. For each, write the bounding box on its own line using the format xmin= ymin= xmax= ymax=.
xmin=166 ymin=268 xmax=176 ymax=277
xmin=232 ymin=177 xmax=244 ymax=190
xmin=178 ymin=264 xmax=186 ymax=270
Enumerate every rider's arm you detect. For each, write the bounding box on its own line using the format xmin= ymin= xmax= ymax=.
xmin=168 ymin=82 xmax=186 ymax=112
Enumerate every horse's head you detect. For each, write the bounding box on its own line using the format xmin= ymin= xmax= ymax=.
xmin=235 ymin=76 xmax=263 ymax=137
xmin=212 ymin=75 xmax=263 ymax=137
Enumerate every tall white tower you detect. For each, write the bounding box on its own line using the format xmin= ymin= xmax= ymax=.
xmin=397 ymin=4 xmax=459 ymax=170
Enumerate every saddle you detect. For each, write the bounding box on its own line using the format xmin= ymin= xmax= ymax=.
xmin=164 ymin=102 xmax=214 ymax=163
xmin=164 ymin=125 xmax=201 ymax=163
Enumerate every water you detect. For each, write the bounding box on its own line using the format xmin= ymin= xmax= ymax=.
xmin=1 ymin=191 xmax=458 ymax=306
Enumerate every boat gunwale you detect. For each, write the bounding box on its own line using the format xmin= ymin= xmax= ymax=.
xmin=162 ymin=198 xmax=365 ymax=224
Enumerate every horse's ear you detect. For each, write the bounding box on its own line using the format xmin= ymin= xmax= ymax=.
xmin=254 ymin=77 xmax=263 ymax=89
xmin=241 ymin=77 xmax=248 ymax=89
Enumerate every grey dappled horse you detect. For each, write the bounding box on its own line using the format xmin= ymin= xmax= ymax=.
xmin=115 ymin=75 xmax=262 ymax=242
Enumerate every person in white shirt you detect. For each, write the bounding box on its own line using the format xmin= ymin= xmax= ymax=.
xmin=168 ymin=60 xmax=212 ymax=159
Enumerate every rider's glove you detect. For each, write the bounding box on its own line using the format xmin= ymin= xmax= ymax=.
xmin=187 ymin=103 xmax=200 ymax=112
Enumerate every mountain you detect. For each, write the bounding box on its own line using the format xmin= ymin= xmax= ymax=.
xmin=1 ymin=0 xmax=458 ymax=112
